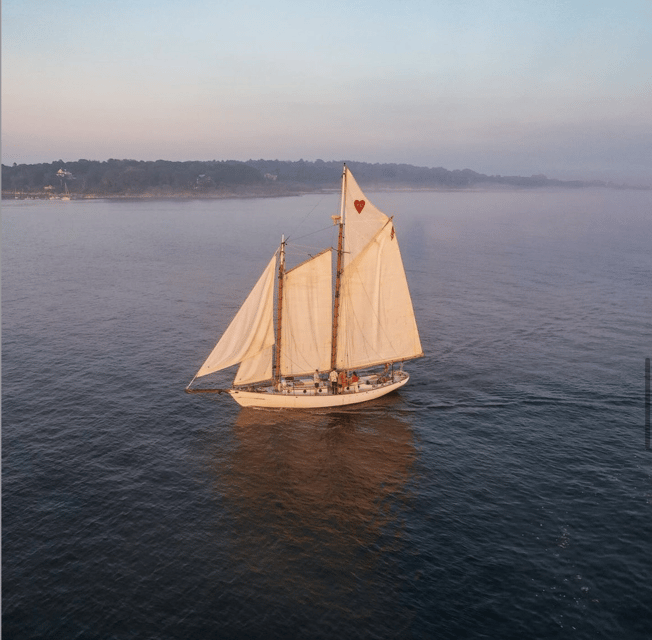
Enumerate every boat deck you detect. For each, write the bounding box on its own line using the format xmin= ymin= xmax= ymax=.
xmin=277 ymin=373 xmax=394 ymax=396
xmin=229 ymin=371 xmax=409 ymax=408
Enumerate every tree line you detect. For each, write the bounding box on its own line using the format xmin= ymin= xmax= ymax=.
xmin=1 ymin=159 xmax=265 ymax=197
xmin=2 ymin=157 xmax=600 ymax=198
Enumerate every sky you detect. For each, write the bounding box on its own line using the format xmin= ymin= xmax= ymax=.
xmin=2 ymin=0 xmax=651 ymax=184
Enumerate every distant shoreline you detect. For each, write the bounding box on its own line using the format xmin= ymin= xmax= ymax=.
xmin=3 ymin=158 xmax=649 ymax=199
xmin=3 ymin=182 xmax=648 ymax=201
xmin=2 ymin=188 xmax=320 ymax=201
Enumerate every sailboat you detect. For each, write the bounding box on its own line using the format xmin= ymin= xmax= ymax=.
xmin=186 ymin=165 xmax=423 ymax=409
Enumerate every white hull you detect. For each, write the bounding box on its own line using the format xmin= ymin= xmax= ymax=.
xmin=228 ymin=372 xmax=409 ymax=409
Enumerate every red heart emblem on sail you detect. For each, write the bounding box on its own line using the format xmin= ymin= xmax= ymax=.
xmin=354 ymin=200 xmax=365 ymax=213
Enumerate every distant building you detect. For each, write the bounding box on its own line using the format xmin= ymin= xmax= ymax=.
xmin=195 ymin=174 xmax=215 ymax=189
xmin=264 ymin=173 xmax=277 ymax=181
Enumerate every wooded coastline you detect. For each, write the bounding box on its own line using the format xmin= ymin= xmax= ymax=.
xmin=2 ymin=158 xmax=632 ymax=199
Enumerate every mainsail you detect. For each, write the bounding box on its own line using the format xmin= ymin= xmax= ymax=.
xmin=336 ymin=169 xmax=423 ymax=370
xmin=195 ymin=253 xmax=277 ymax=384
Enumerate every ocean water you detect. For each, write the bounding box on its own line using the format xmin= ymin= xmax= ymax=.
xmin=2 ymin=188 xmax=651 ymax=639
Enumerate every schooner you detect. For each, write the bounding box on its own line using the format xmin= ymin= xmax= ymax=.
xmin=186 ymin=165 xmax=423 ymax=408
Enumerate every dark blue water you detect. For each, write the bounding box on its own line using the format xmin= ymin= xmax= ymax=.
xmin=3 ymin=189 xmax=651 ymax=639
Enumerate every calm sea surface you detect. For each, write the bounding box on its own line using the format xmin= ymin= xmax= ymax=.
xmin=3 ymin=189 xmax=651 ymax=639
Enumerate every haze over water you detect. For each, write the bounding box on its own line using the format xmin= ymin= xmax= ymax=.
xmin=3 ymin=188 xmax=651 ymax=638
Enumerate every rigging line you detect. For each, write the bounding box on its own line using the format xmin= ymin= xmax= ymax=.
xmin=289 ymin=224 xmax=335 ymax=243
xmin=285 ymin=241 xmax=333 ymax=254
xmin=286 ymin=196 xmax=326 ymax=242
xmin=288 ymin=239 xmax=333 ymax=250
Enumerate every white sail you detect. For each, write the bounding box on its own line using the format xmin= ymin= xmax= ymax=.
xmin=336 ymin=175 xmax=423 ymax=371
xmin=235 ymin=346 xmax=274 ymax=386
xmin=280 ymin=249 xmax=332 ymax=376
xmin=195 ymin=254 xmax=277 ymax=382
xmin=342 ymin=168 xmax=389 ymax=266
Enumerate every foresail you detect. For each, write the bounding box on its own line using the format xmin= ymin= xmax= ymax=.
xmin=195 ymin=254 xmax=276 ymax=382
xmin=235 ymin=346 xmax=273 ymax=386
xmin=337 ymin=183 xmax=422 ymax=371
xmin=280 ymin=249 xmax=332 ymax=376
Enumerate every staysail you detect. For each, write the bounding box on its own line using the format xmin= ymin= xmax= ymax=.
xmin=195 ymin=253 xmax=277 ymax=384
xmin=280 ymin=249 xmax=332 ymax=376
xmin=336 ymin=168 xmax=423 ymax=370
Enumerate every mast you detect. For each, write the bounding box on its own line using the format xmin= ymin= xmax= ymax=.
xmin=330 ymin=165 xmax=346 ymax=370
xmin=274 ymin=236 xmax=286 ymax=386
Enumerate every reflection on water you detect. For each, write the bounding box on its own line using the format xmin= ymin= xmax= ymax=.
xmin=202 ymin=397 xmax=418 ymax=629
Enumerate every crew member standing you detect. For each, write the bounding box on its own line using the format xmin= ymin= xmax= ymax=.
xmin=329 ymin=370 xmax=338 ymax=394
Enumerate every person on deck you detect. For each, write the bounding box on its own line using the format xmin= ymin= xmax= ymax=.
xmin=329 ymin=370 xmax=338 ymax=394
xmin=351 ymin=371 xmax=359 ymax=392
xmin=338 ymin=370 xmax=347 ymax=392
xmin=314 ymin=370 xmax=320 ymax=390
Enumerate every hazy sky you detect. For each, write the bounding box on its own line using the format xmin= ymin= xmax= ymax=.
xmin=2 ymin=0 xmax=651 ymax=183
